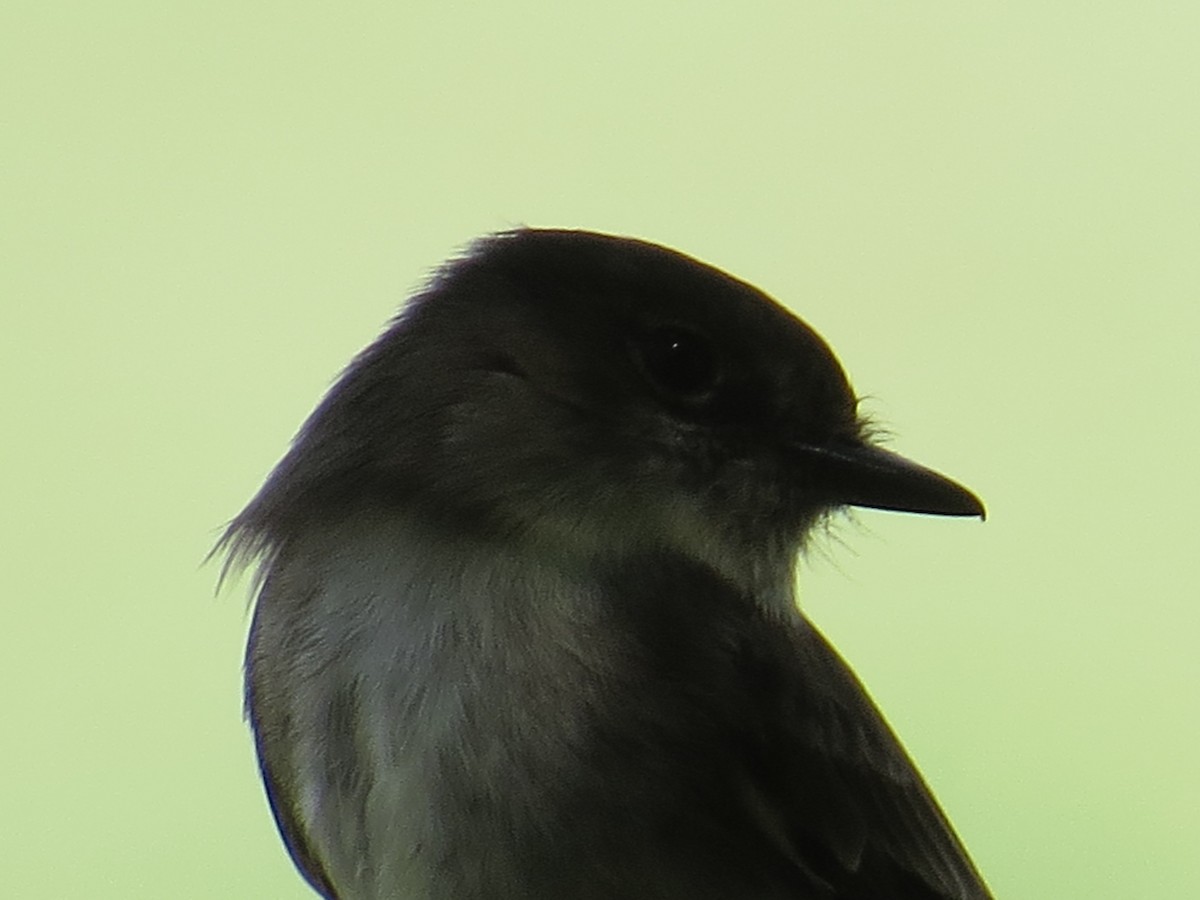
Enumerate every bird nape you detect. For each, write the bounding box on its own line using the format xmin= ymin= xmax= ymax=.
xmin=220 ymin=228 xmax=991 ymax=899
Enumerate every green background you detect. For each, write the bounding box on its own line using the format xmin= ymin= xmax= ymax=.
xmin=4 ymin=3 xmax=1197 ymax=897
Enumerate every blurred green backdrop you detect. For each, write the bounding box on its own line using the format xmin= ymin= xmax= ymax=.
xmin=3 ymin=3 xmax=1197 ymax=897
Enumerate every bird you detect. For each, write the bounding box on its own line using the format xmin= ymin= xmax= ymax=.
xmin=220 ymin=228 xmax=992 ymax=899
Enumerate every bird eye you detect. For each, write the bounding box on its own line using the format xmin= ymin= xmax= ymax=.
xmin=633 ymin=325 xmax=722 ymax=401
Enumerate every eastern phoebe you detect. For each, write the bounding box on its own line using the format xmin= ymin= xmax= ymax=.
xmin=221 ymin=229 xmax=991 ymax=899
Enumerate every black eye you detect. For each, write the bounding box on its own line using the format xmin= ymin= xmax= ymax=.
xmin=633 ymin=325 xmax=722 ymax=401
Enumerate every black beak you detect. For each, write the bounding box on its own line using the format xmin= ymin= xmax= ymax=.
xmin=795 ymin=441 xmax=985 ymax=518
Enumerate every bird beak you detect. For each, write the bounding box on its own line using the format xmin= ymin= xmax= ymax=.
xmin=795 ymin=441 xmax=986 ymax=518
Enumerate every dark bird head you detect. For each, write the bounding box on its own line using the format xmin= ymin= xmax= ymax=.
xmin=223 ymin=229 xmax=982 ymax=604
